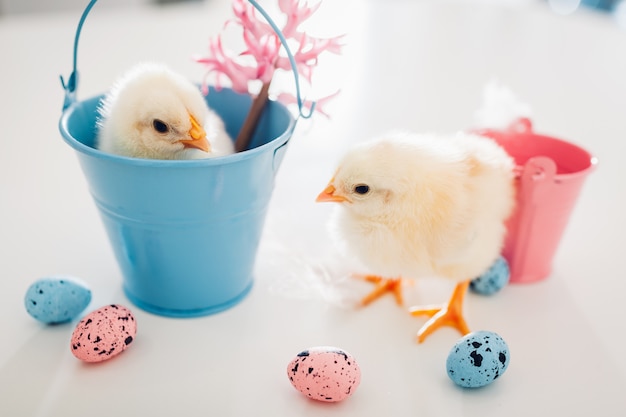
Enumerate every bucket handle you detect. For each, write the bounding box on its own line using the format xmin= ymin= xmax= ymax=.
xmin=60 ymin=0 xmax=314 ymax=119
xmin=519 ymin=156 xmax=557 ymax=204
xmin=59 ymin=0 xmax=97 ymax=110
xmin=512 ymin=156 xmax=557 ymax=270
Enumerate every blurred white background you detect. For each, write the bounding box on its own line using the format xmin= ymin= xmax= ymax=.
xmin=1 ymin=0 xmax=624 ymax=30
xmin=0 ymin=0 xmax=202 ymax=15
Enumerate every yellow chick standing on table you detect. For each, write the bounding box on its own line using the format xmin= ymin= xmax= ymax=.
xmin=96 ymin=63 xmax=234 ymax=159
xmin=317 ymin=131 xmax=515 ymax=343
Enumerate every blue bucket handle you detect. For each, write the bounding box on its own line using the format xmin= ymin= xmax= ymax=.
xmin=60 ymin=0 xmax=315 ymax=119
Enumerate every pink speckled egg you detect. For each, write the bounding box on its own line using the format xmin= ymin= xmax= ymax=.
xmin=287 ymin=346 xmax=361 ymax=402
xmin=70 ymin=304 xmax=136 ymax=363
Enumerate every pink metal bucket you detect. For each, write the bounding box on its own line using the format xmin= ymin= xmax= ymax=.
xmin=474 ymin=118 xmax=597 ymax=283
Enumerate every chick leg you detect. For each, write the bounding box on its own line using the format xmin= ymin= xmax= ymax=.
xmin=409 ymin=280 xmax=471 ymax=343
xmin=355 ymin=275 xmax=408 ymax=306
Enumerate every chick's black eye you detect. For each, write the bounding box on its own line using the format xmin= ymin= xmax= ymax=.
xmin=152 ymin=119 xmax=169 ymax=133
xmin=354 ymin=184 xmax=370 ymax=195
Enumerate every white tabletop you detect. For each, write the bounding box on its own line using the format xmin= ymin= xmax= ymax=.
xmin=1 ymin=1 xmax=625 ymax=416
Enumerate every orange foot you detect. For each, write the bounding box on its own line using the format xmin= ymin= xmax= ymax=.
xmin=409 ymin=280 xmax=471 ymax=343
xmin=354 ymin=275 xmax=410 ymax=306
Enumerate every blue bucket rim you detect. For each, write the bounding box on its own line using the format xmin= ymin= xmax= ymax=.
xmin=59 ymin=90 xmax=295 ymax=168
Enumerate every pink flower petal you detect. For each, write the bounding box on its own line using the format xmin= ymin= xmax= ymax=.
xmin=276 ymin=89 xmax=340 ymax=118
xmin=194 ymin=0 xmax=343 ymax=116
xmin=232 ymin=0 xmax=274 ymax=39
xmin=279 ymin=0 xmax=322 ymax=38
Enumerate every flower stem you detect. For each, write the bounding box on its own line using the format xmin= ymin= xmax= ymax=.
xmin=235 ymin=81 xmax=271 ymax=153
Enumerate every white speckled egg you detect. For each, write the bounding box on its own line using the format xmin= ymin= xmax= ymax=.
xmin=470 ymin=256 xmax=510 ymax=295
xmin=287 ymin=346 xmax=361 ymax=402
xmin=446 ymin=331 xmax=510 ymax=388
xmin=24 ymin=276 xmax=92 ymax=324
xmin=70 ymin=304 xmax=137 ymax=363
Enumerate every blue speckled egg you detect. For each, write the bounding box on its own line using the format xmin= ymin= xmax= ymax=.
xmin=24 ymin=276 xmax=92 ymax=324
xmin=446 ymin=331 xmax=510 ymax=388
xmin=470 ymin=256 xmax=510 ymax=295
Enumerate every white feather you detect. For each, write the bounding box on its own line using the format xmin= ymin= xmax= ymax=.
xmin=473 ymin=80 xmax=532 ymax=130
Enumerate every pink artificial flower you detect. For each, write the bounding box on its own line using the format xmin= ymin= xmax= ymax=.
xmin=195 ymin=0 xmax=343 ymax=117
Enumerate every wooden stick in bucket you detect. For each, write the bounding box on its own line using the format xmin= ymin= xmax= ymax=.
xmin=235 ymin=81 xmax=270 ymax=153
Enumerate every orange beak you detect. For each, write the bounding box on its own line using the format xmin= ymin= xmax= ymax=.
xmin=179 ymin=114 xmax=210 ymax=152
xmin=316 ymin=182 xmax=349 ymax=203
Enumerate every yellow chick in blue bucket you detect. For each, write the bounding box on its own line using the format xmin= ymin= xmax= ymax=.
xmin=96 ymin=63 xmax=234 ymax=160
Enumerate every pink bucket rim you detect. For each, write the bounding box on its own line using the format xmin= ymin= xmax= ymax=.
xmin=473 ymin=118 xmax=598 ymax=181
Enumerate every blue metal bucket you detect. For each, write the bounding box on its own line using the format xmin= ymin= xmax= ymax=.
xmin=60 ymin=89 xmax=293 ymax=317
xmin=58 ymin=0 xmax=307 ymax=317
